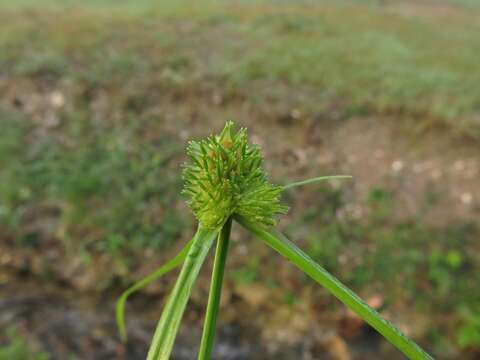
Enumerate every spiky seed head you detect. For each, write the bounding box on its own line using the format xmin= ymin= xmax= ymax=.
xmin=182 ymin=121 xmax=288 ymax=230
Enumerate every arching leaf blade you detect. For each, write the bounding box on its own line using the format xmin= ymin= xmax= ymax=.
xmin=235 ymin=215 xmax=433 ymax=360
xmin=115 ymin=238 xmax=194 ymax=342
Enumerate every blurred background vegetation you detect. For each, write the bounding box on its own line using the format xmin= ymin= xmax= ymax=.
xmin=0 ymin=0 xmax=479 ymax=359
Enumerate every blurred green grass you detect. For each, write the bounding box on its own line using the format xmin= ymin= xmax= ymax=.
xmin=0 ymin=0 xmax=479 ymax=136
xmin=0 ymin=110 xmax=188 ymax=253
xmin=0 ymin=329 xmax=49 ymax=360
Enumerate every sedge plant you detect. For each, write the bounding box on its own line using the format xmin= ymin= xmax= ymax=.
xmin=116 ymin=121 xmax=433 ymax=360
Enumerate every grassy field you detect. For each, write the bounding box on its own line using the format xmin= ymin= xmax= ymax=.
xmin=0 ymin=329 xmax=49 ymax=360
xmin=1 ymin=0 xmax=480 ymax=136
xmin=0 ymin=0 xmax=479 ymax=358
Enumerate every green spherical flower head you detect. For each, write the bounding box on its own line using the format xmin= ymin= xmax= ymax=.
xmin=182 ymin=121 xmax=288 ymax=230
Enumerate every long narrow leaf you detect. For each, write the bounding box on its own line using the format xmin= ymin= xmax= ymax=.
xmin=283 ymin=175 xmax=352 ymax=190
xmin=147 ymin=226 xmax=217 ymax=360
xmin=235 ymin=215 xmax=433 ymax=360
xmin=115 ymin=238 xmax=194 ymax=342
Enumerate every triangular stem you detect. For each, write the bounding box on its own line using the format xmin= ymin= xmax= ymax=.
xmin=198 ymin=218 xmax=233 ymax=360
xmin=147 ymin=226 xmax=217 ymax=360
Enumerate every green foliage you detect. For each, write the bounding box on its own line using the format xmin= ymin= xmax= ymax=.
xmin=229 ymin=255 xmax=260 ymax=285
xmin=0 ymin=329 xmax=49 ymax=360
xmin=0 ymin=111 xmax=186 ymax=254
xmin=457 ymin=308 xmax=480 ymax=349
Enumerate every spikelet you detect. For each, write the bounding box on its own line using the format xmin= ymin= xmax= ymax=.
xmin=182 ymin=121 xmax=288 ymax=230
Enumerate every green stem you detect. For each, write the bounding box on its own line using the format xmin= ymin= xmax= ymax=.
xmin=147 ymin=226 xmax=217 ymax=360
xmin=115 ymin=238 xmax=194 ymax=342
xmin=235 ymin=215 xmax=433 ymax=360
xmin=198 ymin=218 xmax=232 ymax=360
xmin=283 ymin=175 xmax=352 ymax=190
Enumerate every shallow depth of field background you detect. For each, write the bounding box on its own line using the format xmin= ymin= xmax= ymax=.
xmin=0 ymin=1 xmax=479 ymax=359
